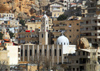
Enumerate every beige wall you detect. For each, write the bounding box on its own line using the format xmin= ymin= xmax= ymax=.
xmin=0 ymin=50 xmax=9 ymax=65
xmin=53 ymin=20 xmax=82 ymax=45
xmin=27 ymin=64 xmax=37 ymax=71
xmin=25 ymin=22 xmax=41 ymax=30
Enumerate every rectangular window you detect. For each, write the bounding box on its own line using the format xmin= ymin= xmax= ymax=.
xmin=21 ymin=49 xmax=23 ymax=56
xmin=55 ymin=49 xmax=56 ymax=56
xmin=25 ymin=50 xmax=27 ymax=56
xmin=59 ymin=49 xmax=61 ymax=56
xmin=30 ymin=50 xmax=32 ymax=56
xmin=42 ymin=34 xmax=43 ymax=38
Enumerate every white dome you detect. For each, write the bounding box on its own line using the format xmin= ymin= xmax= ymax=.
xmin=57 ymin=35 xmax=69 ymax=45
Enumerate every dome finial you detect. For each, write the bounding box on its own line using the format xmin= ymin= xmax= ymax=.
xmin=61 ymin=31 xmax=65 ymax=35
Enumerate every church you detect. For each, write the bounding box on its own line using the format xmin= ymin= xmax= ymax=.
xmin=20 ymin=13 xmax=76 ymax=65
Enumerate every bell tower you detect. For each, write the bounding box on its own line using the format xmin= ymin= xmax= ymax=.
xmin=39 ymin=12 xmax=51 ymax=45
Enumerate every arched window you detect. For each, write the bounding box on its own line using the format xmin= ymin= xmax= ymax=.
xmin=55 ymin=49 xmax=56 ymax=56
xmin=30 ymin=49 xmax=32 ymax=56
xmin=45 ymin=49 xmax=46 ymax=56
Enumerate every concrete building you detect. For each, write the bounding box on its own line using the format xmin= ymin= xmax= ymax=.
xmin=81 ymin=0 xmax=100 ymax=47
xmin=25 ymin=22 xmax=41 ymax=31
xmin=0 ymin=50 xmax=9 ymax=65
xmin=53 ymin=20 xmax=82 ymax=45
xmin=66 ymin=37 xmax=100 ymax=71
xmin=49 ymin=2 xmax=65 ymax=18
xmin=6 ymin=45 xmax=21 ymax=65
xmin=18 ymin=31 xmax=39 ymax=44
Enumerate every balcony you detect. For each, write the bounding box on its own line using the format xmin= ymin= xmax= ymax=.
xmin=82 ymin=36 xmax=100 ymax=38
xmin=81 ymin=30 xmax=100 ymax=33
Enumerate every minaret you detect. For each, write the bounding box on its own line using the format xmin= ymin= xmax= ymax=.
xmin=39 ymin=12 xmax=50 ymax=45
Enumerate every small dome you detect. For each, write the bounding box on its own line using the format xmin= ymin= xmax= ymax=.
xmin=57 ymin=35 xmax=69 ymax=45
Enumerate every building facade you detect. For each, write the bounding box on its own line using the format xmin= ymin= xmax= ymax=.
xmin=53 ymin=20 xmax=82 ymax=44
xmin=81 ymin=0 xmax=100 ymax=47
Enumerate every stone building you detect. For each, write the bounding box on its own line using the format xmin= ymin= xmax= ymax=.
xmin=20 ymin=13 xmax=76 ymax=65
xmin=52 ymin=20 xmax=82 ymax=45
xmin=66 ymin=37 xmax=100 ymax=71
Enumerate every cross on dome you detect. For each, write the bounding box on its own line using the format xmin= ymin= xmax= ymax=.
xmin=61 ymin=31 xmax=65 ymax=35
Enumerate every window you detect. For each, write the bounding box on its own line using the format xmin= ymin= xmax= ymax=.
xmin=64 ymin=56 xmax=66 ymax=59
xmin=69 ymin=30 xmax=71 ymax=32
xmin=59 ymin=49 xmax=61 ymax=56
xmin=86 ymin=21 xmax=88 ymax=24
xmin=25 ymin=50 xmax=27 ymax=56
xmin=40 ymin=50 xmax=42 ymax=55
xmin=35 ymin=49 xmax=37 ymax=55
xmin=21 ymin=49 xmax=23 ymax=56
xmin=77 ymin=29 xmax=79 ymax=31
xmin=76 ymin=60 xmax=78 ymax=63
xmin=30 ymin=49 xmax=32 ymax=56
xmin=69 ymin=24 xmax=71 ymax=27
xmin=69 ymin=36 xmax=71 ymax=38
xmin=42 ymin=34 xmax=43 ymax=38
xmin=73 ymin=68 xmax=75 ymax=71
xmin=77 ymin=23 xmax=79 ymax=25
xmin=55 ymin=49 xmax=56 ymax=56
xmin=45 ymin=49 xmax=46 ymax=56
xmin=78 ymin=52 xmax=80 ymax=55
xmin=50 ymin=49 xmax=51 ymax=56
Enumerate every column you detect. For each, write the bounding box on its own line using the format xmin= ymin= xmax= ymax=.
xmin=52 ymin=45 xmax=54 ymax=66
xmin=57 ymin=45 xmax=59 ymax=64
xmin=62 ymin=45 xmax=63 ymax=64
xmin=37 ymin=45 xmax=39 ymax=60
xmin=27 ymin=45 xmax=29 ymax=61
xmin=42 ymin=45 xmax=44 ymax=61
xmin=47 ymin=45 xmax=49 ymax=59
xmin=23 ymin=45 xmax=25 ymax=61
xmin=32 ymin=45 xmax=34 ymax=60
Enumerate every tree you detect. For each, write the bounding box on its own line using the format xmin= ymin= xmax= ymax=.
xmin=61 ymin=64 xmax=68 ymax=71
xmin=9 ymin=31 xmax=14 ymax=38
xmin=0 ymin=62 xmax=10 ymax=71
xmin=57 ymin=14 xmax=67 ymax=21
xmin=19 ymin=19 xmax=25 ymax=26
xmin=0 ymin=32 xmax=3 ymax=39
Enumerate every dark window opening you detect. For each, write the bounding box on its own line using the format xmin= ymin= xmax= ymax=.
xmin=45 ymin=49 xmax=46 ymax=56
xmin=25 ymin=50 xmax=27 ymax=56
xmin=59 ymin=49 xmax=61 ymax=56
xmin=21 ymin=49 xmax=23 ymax=56
xmin=35 ymin=49 xmax=37 ymax=55
xmin=55 ymin=49 xmax=56 ymax=56
xmin=50 ymin=49 xmax=51 ymax=56
xmin=30 ymin=49 xmax=32 ymax=56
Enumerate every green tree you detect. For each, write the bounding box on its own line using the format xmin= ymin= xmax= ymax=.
xmin=57 ymin=14 xmax=67 ymax=21
xmin=9 ymin=31 xmax=14 ymax=38
xmin=0 ymin=32 xmax=3 ymax=39
xmin=19 ymin=19 xmax=25 ymax=26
